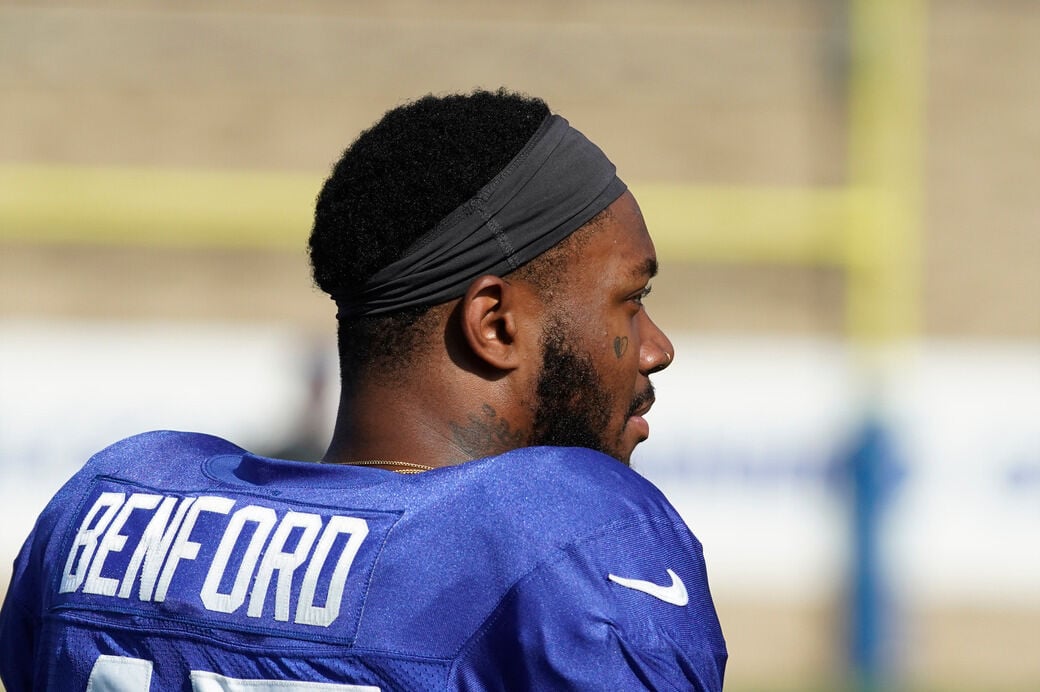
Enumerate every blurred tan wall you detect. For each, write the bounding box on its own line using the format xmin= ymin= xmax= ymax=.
xmin=2 ymin=0 xmax=1036 ymax=339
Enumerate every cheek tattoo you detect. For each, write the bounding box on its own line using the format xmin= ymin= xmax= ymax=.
xmin=613 ymin=336 xmax=629 ymax=359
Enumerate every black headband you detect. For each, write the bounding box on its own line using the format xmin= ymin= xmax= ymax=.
xmin=334 ymin=114 xmax=627 ymax=319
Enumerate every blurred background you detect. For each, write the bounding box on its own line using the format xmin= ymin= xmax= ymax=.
xmin=1 ymin=1 xmax=1038 ymax=690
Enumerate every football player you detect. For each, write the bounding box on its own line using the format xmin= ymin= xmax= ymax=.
xmin=0 ymin=89 xmax=726 ymax=691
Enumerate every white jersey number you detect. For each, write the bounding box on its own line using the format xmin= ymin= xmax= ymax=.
xmin=87 ymin=655 xmax=380 ymax=691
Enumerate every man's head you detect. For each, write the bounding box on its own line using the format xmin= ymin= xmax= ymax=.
xmin=310 ymin=89 xmax=551 ymax=384
xmin=310 ymin=89 xmax=673 ymax=465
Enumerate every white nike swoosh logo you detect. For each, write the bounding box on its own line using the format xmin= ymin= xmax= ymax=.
xmin=608 ymin=568 xmax=689 ymax=606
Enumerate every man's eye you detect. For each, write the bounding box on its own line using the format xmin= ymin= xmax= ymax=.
xmin=633 ymin=285 xmax=653 ymax=306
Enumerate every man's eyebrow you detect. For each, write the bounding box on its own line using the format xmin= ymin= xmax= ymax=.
xmin=633 ymin=257 xmax=659 ymax=280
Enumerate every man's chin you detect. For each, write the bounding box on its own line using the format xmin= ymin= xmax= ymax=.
xmin=618 ymin=414 xmax=652 ymax=462
xmin=610 ymin=435 xmax=645 ymax=467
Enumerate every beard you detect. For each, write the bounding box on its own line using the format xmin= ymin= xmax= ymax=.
xmin=529 ymin=318 xmax=653 ymax=463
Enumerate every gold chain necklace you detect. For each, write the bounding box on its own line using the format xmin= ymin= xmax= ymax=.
xmin=333 ymin=460 xmax=435 ymax=475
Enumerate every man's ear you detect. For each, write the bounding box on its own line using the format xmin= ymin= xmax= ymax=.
xmin=459 ymin=275 xmax=536 ymax=371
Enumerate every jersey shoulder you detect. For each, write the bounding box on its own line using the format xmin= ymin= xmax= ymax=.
xmin=350 ymin=446 xmax=692 ymax=657
xmin=443 ymin=448 xmax=727 ymax=689
xmin=462 ymin=445 xmax=681 ymax=538
xmin=81 ymin=430 xmax=244 ymax=480
xmin=27 ymin=431 xmax=243 ymax=566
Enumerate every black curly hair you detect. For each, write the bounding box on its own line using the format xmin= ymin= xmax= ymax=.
xmin=309 ymin=88 xmax=554 ymax=384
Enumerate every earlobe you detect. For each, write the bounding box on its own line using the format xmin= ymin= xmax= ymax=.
xmin=460 ymin=275 xmax=523 ymax=371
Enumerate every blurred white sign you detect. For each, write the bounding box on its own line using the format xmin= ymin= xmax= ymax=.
xmin=2 ymin=322 xmax=1038 ymax=609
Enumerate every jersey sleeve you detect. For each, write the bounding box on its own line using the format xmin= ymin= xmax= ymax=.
xmin=0 ymin=527 xmax=43 ymax=691
xmin=449 ymin=513 xmax=727 ymax=691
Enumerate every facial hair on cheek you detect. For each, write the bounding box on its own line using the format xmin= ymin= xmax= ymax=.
xmin=529 ymin=327 xmax=625 ymax=459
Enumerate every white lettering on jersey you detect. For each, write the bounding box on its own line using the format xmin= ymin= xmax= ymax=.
xmin=155 ymin=496 xmax=236 ymax=602
xmin=247 ymin=510 xmax=322 ymax=621
xmin=296 ymin=515 xmax=369 ymax=627
xmin=60 ymin=491 xmax=371 ymax=629
xmin=89 ymin=655 xmax=382 ymax=691
xmin=201 ymin=504 xmax=278 ymax=614
xmin=61 ymin=492 xmax=126 ymax=594
xmin=84 ymin=493 xmax=163 ymax=596
xmin=119 ymin=496 xmax=196 ymax=600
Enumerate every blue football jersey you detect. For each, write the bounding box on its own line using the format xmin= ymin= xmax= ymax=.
xmin=0 ymin=431 xmax=726 ymax=691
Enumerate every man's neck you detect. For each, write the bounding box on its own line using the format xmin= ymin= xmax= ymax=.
xmin=321 ymin=381 xmax=529 ymax=469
